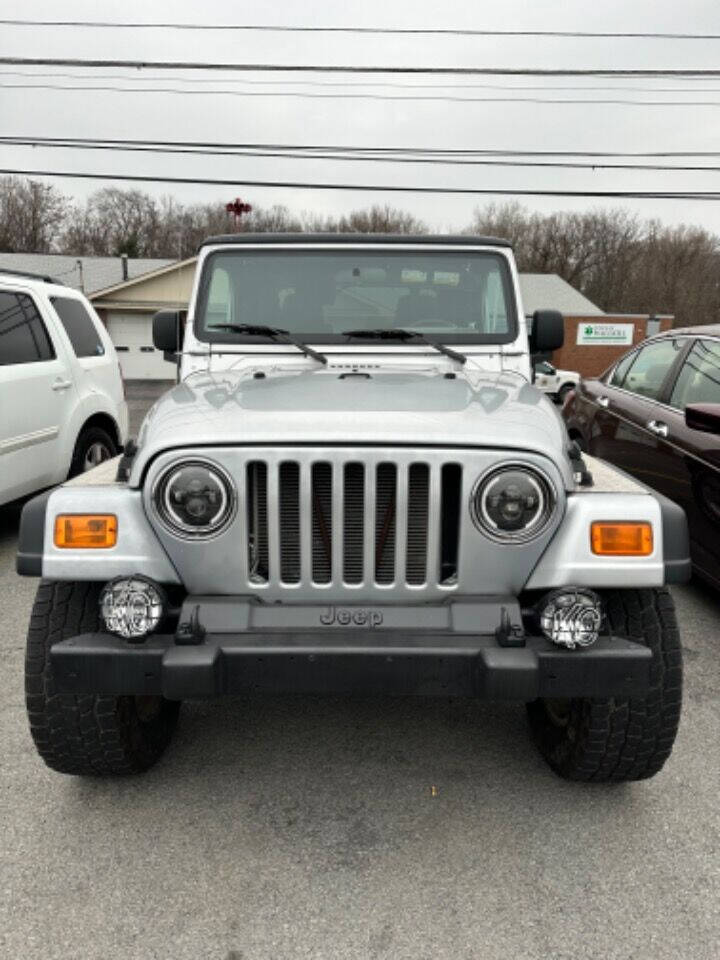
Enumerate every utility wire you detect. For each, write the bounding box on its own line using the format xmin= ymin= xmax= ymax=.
xmin=2 ymin=57 xmax=720 ymax=77
xmin=3 ymin=166 xmax=720 ymax=200
xmin=1 ymin=20 xmax=719 ymax=40
xmin=7 ymin=69 xmax=720 ymax=94
xmin=4 ymin=136 xmax=720 ymax=159
xmin=4 ymin=80 xmax=720 ymax=107
xmin=4 ymin=136 xmax=720 ymax=173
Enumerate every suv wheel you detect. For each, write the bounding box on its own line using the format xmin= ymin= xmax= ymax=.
xmin=25 ymin=581 xmax=180 ymax=776
xmin=527 ymin=588 xmax=682 ymax=782
xmin=69 ymin=425 xmax=117 ymax=477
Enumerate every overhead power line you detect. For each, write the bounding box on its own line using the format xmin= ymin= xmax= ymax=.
xmin=5 ymin=136 xmax=720 ymax=160
xmin=3 ymin=166 xmax=720 ymax=200
xmin=1 ymin=20 xmax=719 ymax=40
xmin=8 ymin=69 xmax=720 ymax=94
xmin=4 ymin=80 xmax=720 ymax=107
xmin=2 ymin=56 xmax=720 ymax=77
xmin=4 ymin=136 xmax=720 ymax=173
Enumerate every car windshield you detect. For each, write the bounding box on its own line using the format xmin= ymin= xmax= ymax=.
xmin=195 ymin=249 xmax=517 ymax=345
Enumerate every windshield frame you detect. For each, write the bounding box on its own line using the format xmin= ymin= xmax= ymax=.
xmin=192 ymin=244 xmax=519 ymax=347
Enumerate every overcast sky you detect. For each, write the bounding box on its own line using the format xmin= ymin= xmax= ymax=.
xmin=1 ymin=0 xmax=720 ymax=233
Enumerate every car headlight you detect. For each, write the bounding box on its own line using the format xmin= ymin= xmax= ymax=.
xmin=471 ymin=463 xmax=555 ymax=542
xmin=154 ymin=459 xmax=236 ymax=538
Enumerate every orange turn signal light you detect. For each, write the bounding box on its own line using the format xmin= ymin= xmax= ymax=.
xmin=54 ymin=515 xmax=117 ymax=549
xmin=591 ymin=522 xmax=653 ymax=556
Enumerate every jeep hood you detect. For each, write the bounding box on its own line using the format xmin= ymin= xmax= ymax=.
xmin=132 ymin=368 xmax=573 ymax=485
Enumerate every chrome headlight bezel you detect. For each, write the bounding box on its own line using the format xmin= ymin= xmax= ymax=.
xmin=470 ymin=461 xmax=557 ymax=543
xmin=152 ymin=458 xmax=237 ymax=539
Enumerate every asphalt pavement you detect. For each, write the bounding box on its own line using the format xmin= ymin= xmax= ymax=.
xmin=0 ymin=383 xmax=718 ymax=960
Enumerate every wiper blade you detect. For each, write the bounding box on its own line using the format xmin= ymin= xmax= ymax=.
xmin=211 ymin=323 xmax=328 ymax=365
xmin=344 ymin=328 xmax=467 ymax=365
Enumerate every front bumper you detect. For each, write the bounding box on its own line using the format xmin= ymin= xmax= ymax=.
xmin=51 ymin=631 xmax=652 ymax=701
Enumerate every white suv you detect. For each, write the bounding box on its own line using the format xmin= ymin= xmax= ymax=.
xmin=533 ymin=360 xmax=579 ymax=403
xmin=0 ymin=269 xmax=128 ymax=507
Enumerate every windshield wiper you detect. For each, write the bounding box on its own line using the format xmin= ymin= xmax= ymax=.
xmin=344 ymin=328 xmax=467 ymax=365
xmin=211 ymin=323 xmax=328 ymax=365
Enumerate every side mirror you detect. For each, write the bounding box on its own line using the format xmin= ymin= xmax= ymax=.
xmin=152 ymin=309 xmax=186 ymax=361
xmin=530 ymin=309 xmax=565 ymax=353
xmin=685 ymin=403 xmax=720 ymax=435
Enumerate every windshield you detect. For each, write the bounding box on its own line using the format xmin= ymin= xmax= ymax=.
xmin=195 ymin=249 xmax=517 ymax=345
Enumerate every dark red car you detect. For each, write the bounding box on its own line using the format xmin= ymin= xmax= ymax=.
xmin=563 ymin=325 xmax=720 ymax=587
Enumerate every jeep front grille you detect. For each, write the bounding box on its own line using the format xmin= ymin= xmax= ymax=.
xmin=246 ymin=457 xmax=461 ymax=589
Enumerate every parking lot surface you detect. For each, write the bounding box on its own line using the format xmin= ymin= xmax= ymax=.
xmin=1 ymin=384 xmax=718 ymax=960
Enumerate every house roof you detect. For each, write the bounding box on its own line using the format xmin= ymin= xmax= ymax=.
xmin=518 ymin=273 xmax=604 ymax=317
xmin=0 ymin=253 xmax=173 ymax=295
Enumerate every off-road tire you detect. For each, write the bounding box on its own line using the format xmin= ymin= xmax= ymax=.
xmin=25 ymin=580 xmax=180 ymax=776
xmin=68 ymin=426 xmax=117 ymax=478
xmin=527 ymin=588 xmax=682 ymax=782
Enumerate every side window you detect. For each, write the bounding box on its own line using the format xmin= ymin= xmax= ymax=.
xmin=51 ymin=296 xmax=104 ymax=358
xmin=622 ymin=339 xmax=683 ymax=400
xmin=608 ymin=350 xmax=636 ymax=387
xmin=0 ymin=291 xmax=55 ymax=366
xmin=670 ymin=339 xmax=720 ymax=409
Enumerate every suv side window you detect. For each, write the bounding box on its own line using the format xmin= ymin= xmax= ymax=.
xmin=51 ymin=296 xmax=104 ymax=358
xmin=0 ymin=291 xmax=55 ymax=366
xmin=621 ymin=339 xmax=683 ymax=400
xmin=669 ymin=339 xmax=720 ymax=408
xmin=608 ymin=350 xmax=636 ymax=387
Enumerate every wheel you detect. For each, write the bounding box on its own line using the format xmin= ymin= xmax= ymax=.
xmin=68 ymin=425 xmax=117 ymax=477
xmin=527 ymin=588 xmax=682 ymax=782
xmin=25 ymin=580 xmax=180 ymax=776
xmin=558 ymin=383 xmax=575 ymax=404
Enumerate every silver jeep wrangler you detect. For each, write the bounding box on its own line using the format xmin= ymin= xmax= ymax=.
xmin=17 ymin=235 xmax=690 ymax=780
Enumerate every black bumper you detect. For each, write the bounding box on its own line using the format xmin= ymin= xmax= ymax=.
xmin=50 ymin=631 xmax=652 ymax=701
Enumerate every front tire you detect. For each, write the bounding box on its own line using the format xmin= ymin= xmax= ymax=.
xmin=527 ymin=588 xmax=682 ymax=782
xmin=25 ymin=581 xmax=180 ymax=776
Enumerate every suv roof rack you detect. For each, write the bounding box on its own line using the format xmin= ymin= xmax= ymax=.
xmin=0 ymin=267 xmax=58 ymax=283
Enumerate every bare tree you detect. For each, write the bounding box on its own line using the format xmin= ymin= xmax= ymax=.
xmin=0 ymin=176 xmax=69 ymax=252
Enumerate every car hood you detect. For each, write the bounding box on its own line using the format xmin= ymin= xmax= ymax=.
xmin=131 ymin=367 xmax=573 ymax=485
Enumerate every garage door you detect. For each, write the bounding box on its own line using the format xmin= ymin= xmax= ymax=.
xmin=106 ymin=313 xmax=168 ymax=380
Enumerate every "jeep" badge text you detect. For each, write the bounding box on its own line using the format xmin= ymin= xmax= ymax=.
xmin=319 ymin=606 xmax=383 ymax=627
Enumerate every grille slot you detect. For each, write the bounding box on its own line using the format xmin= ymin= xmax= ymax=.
xmin=375 ymin=463 xmax=397 ymax=584
xmin=278 ymin=461 xmax=300 ymax=583
xmin=440 ymin=463 xmax=462 ymax=584
xmin=311 ymin=462 xmax=333 ymax=583
xmin=406 ymin=463 xmax=430 ymax=584
xmin=343 ymin=463 xmax=365 ymax=584
xmin=246 ymin=461 xmax=268 ymax=583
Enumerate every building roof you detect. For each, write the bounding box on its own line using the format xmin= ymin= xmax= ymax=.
xmin=518 ymin=273 xmax=604 ymax=317
xmin=200 ymin=233 xmax=513 ymax=249
xmin=0 ymin=253 xmax=173 ymax=295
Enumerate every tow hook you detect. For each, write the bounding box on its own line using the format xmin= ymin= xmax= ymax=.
xmin=175 ymin=605 xmax=206 ymax=645
xmin=495 ymin=607 xmax=525 ymax=648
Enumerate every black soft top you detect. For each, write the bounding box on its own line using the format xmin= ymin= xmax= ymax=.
xmin=198 ymin=233 xmax=512 ymax=251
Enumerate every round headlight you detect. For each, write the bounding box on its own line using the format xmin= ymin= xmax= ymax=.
xmin=472 ymin=464 xmax=555 ymax=542
xmin=154 ymin=459 xmax=236 ymax=538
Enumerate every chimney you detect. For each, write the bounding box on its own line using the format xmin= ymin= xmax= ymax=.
xmin=121 ymin=253 xmax=128 ymax=282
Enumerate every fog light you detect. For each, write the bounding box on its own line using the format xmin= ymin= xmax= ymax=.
xmin=100 ymin=577 xmax=165 ymax=640
xmin=538 ymin=588 xmax=602 ymax=650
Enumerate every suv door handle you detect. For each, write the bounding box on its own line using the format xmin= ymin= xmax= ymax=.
xmin=647 ymin=419 xmax=669 ymax=438
xmin=597 ymin=395 xmax=610 ymax=408
xmin=51 ymin=378 xmax=73 ymax=391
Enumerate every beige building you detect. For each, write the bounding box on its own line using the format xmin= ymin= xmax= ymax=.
xmin=91 ymin=259 xmax=196 ymax=379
